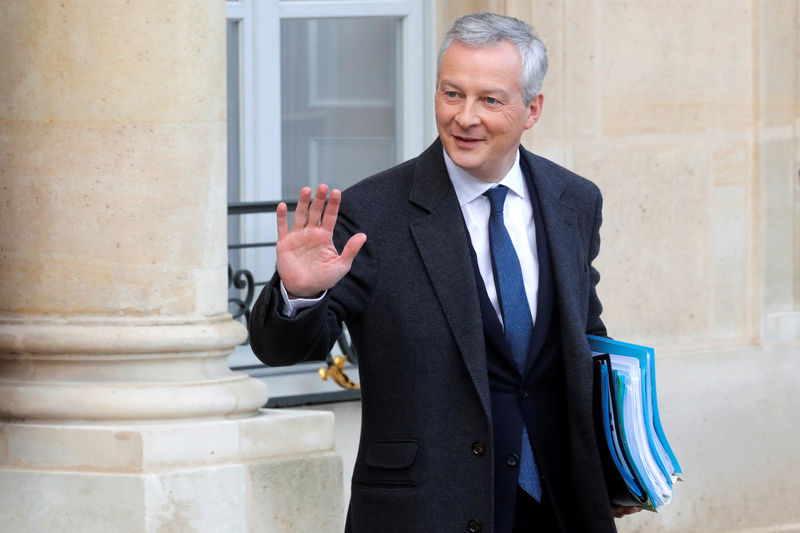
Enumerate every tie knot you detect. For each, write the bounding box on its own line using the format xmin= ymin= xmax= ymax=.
xmin=483 ymin=185 xmax=508 ymax=214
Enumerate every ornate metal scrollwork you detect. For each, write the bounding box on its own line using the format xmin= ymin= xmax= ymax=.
xmin=228 ymin=264 xmax=255 ymax=339
xmin=319 ymin=355 xmax=360 ymax=390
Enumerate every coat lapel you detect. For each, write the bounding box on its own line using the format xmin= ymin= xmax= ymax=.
xmin=520 ymin=154 xmax=555 ymax=376
xmin=521 ymin=149 xmax=582 ymax=335
xmin=408 ymin=141 xmax=492 ymax=421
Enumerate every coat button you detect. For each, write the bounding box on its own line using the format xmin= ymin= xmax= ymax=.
xmin=520 ymin=390 xmax=529 ymax=399
xmin=468 ymin=519 xmax=482 ymax=532
xmin=506 ymin=453 xmax=520 ymax=467
xmin=471 ymin=441 xmax=486 ymax=456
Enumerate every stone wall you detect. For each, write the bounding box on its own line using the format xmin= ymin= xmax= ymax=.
xmin=437 ymin=0 xmax=800 ymax=350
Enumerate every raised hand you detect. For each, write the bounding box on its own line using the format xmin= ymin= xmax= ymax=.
xmin=276 ymin=184 xmax=366 ymax=298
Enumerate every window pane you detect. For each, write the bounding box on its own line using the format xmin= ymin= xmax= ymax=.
xmin=226 ymin=19 xmax=242 ymax=281
xmin=281 ymin=17 xmax=400 ymax=199
xmin=226 ymin=19 xmax=241 ymax=205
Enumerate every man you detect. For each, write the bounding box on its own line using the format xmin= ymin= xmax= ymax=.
xmin=250 ymin=12 xmax=637 ymax=532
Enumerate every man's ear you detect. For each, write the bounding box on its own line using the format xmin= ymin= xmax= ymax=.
xmin=524 ymin=93 xmax=544 ymax=130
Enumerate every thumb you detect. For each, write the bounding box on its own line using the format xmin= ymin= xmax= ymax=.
xmin=339 ymin=233 xmax=367 ymax=267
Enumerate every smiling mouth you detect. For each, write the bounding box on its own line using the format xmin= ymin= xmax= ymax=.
xmin=453 ymin=135 xmax=482 ymax=144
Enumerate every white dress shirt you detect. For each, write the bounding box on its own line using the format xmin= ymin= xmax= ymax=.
xmin=280 ymin=148 xmax=540 ymax=325
xmin=443 ymin=149 xmax=539 ymax=327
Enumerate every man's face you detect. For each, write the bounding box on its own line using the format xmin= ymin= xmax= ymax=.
xmin=435 ymin=39 xmax=542 ymax=183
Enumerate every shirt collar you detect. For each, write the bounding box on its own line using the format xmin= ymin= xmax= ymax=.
xmin=443 ymin=148 xmax=526 ymax=208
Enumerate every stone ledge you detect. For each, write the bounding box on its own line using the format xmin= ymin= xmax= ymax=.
xmin=0 ymin=375 xmax=269 ymax=421
xmin=0 ymin=313 xmax=246 ymax=355
xmin=0 ymin=313 xmax=270 ymax=420
xmin=0 ymin=409 xmax=335 ymax=471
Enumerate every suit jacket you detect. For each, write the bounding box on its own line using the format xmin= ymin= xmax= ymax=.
xmin=249 ymin=139 xmax=616 ymax=532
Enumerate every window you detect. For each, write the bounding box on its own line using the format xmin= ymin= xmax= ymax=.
xmin=226 ymin=0 xmax=434 ymax=404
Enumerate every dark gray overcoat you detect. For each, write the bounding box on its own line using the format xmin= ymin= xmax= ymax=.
xmin=249 ymin=139 xmax=617 ymax=532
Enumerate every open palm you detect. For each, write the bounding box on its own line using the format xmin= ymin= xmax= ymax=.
xmin=276 ymin=184 xmax=366 ymax=298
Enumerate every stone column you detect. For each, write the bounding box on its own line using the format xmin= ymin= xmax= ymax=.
xmin=0 ymin=2 xmax=342 ymax=532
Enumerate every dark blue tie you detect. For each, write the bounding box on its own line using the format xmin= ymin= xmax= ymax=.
xmin=483 ymin=185 xmax=542 ymax=501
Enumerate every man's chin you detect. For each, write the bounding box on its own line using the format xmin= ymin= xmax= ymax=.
xmin=450 ymin=156 xmax=479 ymax=172
xmin=445 ymin=147 xmax=481 ymax=169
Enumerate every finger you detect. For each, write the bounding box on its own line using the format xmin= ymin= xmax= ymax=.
xmin=307 ymin=184 xmax=329 ymax=227
xmin=320 ymin=189 xmax=341 ymax=233
xmin=339 ymin=233 xmax=367 ymax=267
xmin=611 ymin=506 xmax=640 ymax=518
xmin=276 ymin=202 xmax=289 ymax=239
xmin=292 ymin=187 xmax=313 ymax=229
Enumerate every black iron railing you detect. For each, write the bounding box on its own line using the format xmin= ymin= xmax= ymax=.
xmin=227 ymin=201 xmax=292 ymax=336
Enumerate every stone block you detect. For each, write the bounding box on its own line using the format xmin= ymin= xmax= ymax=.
xmin=145 ymin=465 xmax=248 ymax=533
xmin=765 ymin=312 xmax=800 ymax=344
xmin=0 ymin=120 xmax=227 ymax=316
xmin=563 ymin=0 xmax=601 ymax=140
xmin=0 ymin=0 xmax=226 ymax=123
xmin=516 ymin=0 xmax=564 ymax=143
xmin=248 ymin=452 xmax=344 ymax=533
xmin=0 ymin=410 xmax=342 ymax=532
xmin=761 ymin=138 xmax=799 ymax=314
xmin=574 ymin=139 xmax=715 ymax=345
xmin=759 ymin=0 xmax=800 ymax=128
xmin=600 ymin=0 xmax=753 ymax=136
xmin=710 ymin=183 xmax=749 ymax=340
xmin=0 ymin=470 xmax=146 ymax=533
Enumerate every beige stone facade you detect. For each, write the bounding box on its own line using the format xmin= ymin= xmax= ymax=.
xmin=1 ymin=1 xmax=798 ymax=532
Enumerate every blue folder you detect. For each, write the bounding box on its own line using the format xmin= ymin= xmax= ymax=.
xmin=589 ymin=335 xmax=682 ymax=510
xmin=592 ymin=354 xmax=649 ymax=507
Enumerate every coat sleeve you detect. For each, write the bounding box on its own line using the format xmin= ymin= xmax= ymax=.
xmin=586 ymin=189 xmax=607 ymax=338
xmin=248 ymin=204 xmax=376 ymax=367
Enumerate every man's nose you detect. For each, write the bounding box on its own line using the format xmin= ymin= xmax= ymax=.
xmin=454 ymin=99 xmax=480 ymax=129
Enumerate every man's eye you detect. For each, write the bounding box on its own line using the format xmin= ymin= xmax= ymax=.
xmin=485 ymin=97 xmax=498 ymax=105
xmin=445 ymin=91 xmax=458 ymax=98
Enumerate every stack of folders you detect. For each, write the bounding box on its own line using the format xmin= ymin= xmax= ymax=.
xmin=588 ymin=335 xmax=682 ymax=511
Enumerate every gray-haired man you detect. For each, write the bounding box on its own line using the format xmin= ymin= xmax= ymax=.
xmin=250 ymin=12 xmax=639 ymax=532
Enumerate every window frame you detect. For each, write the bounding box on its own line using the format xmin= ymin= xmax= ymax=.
xmin=225 ymin=0 xmax=435 ymax=405
xmin=227 ymin=0 xmax=430 ymax=204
